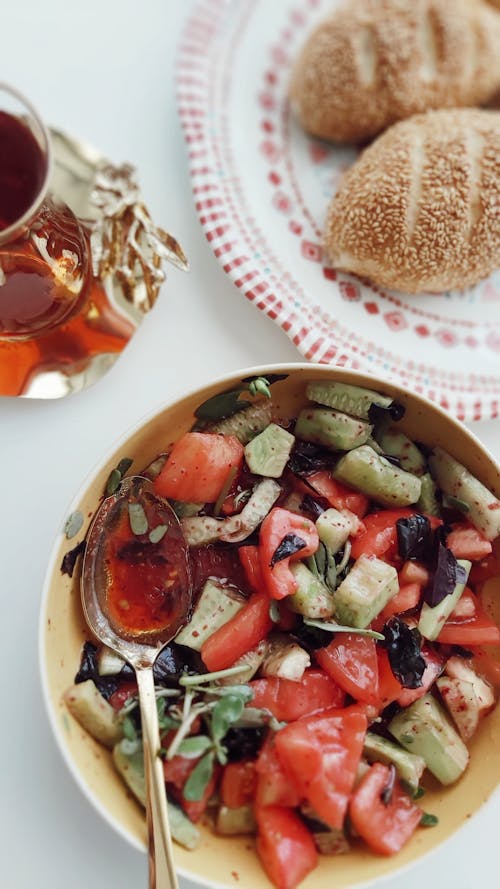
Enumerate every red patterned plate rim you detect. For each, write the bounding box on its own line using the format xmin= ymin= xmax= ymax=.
xmin=176 ymin=0 xmax=500 ymax=422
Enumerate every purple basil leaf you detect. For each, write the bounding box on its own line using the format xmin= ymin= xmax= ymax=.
xmin=60 ymin=539 xmax=86 ymax=577
xmin=424 ymin=543 xmax=467 ymax=608
xmin=300 ymin=494 xmax=327 ymax=520
xmin=383 ymin=616 xmax=426 ymax=689
xmin=270 ymin=533 xmax=307 ymax=566
xmin=396 ymin=514 xmax=432 ymax=562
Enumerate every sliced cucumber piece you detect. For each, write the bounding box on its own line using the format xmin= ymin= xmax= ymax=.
xmin=416 ymin=472 xmax=441 ymax=517
xmin=113 ymin=741 xmax=201 ymax=849
xmin=97 ymin=645 xmax=127 ymax=677
xmin=389 ymin=693 xmax=469 ymax=785
xmin=333 ymin=554 xmax=398 ymax=628
xmin=306 ymin=380 xmax=395 ymax=420
xmin=64 ymin=680 xmax=122 ymax=748
xmin=295 ymin=408 xmax=372 ymax=452
xmin=174 ymin=579 xmax=245 ymax=651
xmin=315 ymin=508 xmax=352 ymax=555
xmin=288 ymin=562 xmax=336 ymax=619
xmin=334 ymin=445 xmax=421 ymax=506
xmin=418 ymin=559 xmax=471 ymax=642
xmin=374 ymin=425 xmax=426 ymax=476
xmin=429 ymin=447 xmax=500 ymax=540
xmin=244 ymin=423 xmax=295 ymax=478
xmin=216 ymin=804 xmax=257 ymax=835
xmin=181 ymin=479 xmax=281 ymax=546
xmin=210 ymin=400 xmax=273 ymax=444
xmin=363 ymin=732 xmax=425 ymax=795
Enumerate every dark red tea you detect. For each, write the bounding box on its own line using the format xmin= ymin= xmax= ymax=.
xmin=0 ymin=110 xmax=47 ymax=231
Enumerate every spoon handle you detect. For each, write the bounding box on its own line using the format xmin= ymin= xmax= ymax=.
xmin=136 ymin=666 xmax=179 ymax=889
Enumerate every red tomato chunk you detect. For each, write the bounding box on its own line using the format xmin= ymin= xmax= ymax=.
xmin=154 ymin=432 xmax=243 ymax=503
xmin=249 ymin=669 xmax=345 ymax=722
xmin=274 ymin=705 xmax=367 ymax=829
xmin=349 ymin=763 xmax=422 ymax=856
xmin=256 ymin=806 xmax=318 ymax=889
xmin=316 ymin=634 xmax=380 ymax=706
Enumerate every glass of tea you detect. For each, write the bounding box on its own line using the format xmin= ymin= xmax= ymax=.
xmin=0 ymin=83 xmax=92 ymax=339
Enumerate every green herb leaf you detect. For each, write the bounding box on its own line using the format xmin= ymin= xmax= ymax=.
xmin=247 ymin=377 xmax=272 ymax=398
xmin=303 ymin=618 xmax=385 ymax=641
xmin=211 ymin=695 xmax=245 ymax=743
xmin=106 ymin=458 xmax=134 ymax=495
xmin=122 ymin=715 xmax=138 ymax=742
xmin=204 ymin=685 xmax=254 ymax=703
xmin=177 ymin=735 xmax=213 ymax=759
xmin=183 ymin=751 xmax=215 ymax=801
xmin=116 ymin=457 xmax=133 ymax=476
xmin=413 ymin=786 xmax=425 ymax=800
xmin=195 ymin=374 xmax=287 ymax=422
xmin=179 ymin=664 xmax=249 ymax=686
xmin=420 ymin=812 xmax=438 ymax=827
xmin=64 ymin=510 xmax=84 ymax=540
xmin=128 ymin=502 xmax=148 ymax=535
xmin=149 ymin=524 xmax=168 ymax=544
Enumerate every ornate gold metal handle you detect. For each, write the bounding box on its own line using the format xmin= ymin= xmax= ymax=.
xmin=137 ymin=666 xmax=179 ymax=889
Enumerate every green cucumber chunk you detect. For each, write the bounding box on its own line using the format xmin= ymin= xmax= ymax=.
xmin=288 ymin=562 xmax=336 ymax=619
xmin=334 ymin=445 xmax=421 ymax=506
xmin=64 ymin=680 xmax=122 ymax=748
xmin=113 ymin=741 xmax=201 ymax=849
xmin=244 ymin=423 xmax=295 ymax=477
xmin=363 ymin=732 xmax=425 ymax=795
xmin=418 ymin=559 xmax=471 ymax=642
xmin=306 ymin=380 xmax=395 ymax=420
xmin=389 ymin=693 xmax=469 ymax=785
xmin=315 ymin=508 xmax=352 ymax=555
xmin=374 ymin=425 xmax=426 ymax=476
xmin=216 ymin=804 xmax=257 ymax=835
xmin=210 ymin=400 xmax=273 ymax=444
xmin=174 ymin=579 xmax=245 ymax=650
xmin=416 ymin=472 xmax=441 ymax=517
xmin=295 ymin=408 xmax=372 ymax=452
xmin=428 ymin=447 xmax=500 ymax=540
xmin=333 ymin=554 xmax=398 ymax=628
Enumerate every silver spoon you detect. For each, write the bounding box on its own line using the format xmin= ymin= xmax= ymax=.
xmin=81 ymin=475 xmax=192 ymax=889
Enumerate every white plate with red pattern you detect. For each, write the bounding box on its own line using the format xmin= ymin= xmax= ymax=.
xmin=177 ymin=0 xmax=500 ymax=422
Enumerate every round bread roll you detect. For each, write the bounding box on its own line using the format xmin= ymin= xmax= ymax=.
xmin=290 ymin=0 xmax=500 ymax=143
xmin=324 ymin=109 xmax=500 ymax=294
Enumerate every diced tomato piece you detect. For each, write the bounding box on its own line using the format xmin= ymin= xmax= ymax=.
xmin=255 ymin=737 xmax=301 ymax=808
xmin=398 ymin=560 xmax=430 ymax=587
xmin=200 ymin=590 xmax=273 ymax=671
xmin=349 ymin=763 xmax=422 ymax=856
xmin=238 ymin=545 xmax=265 ymax=593
xmin=437 ymin=590 xmax=500 ymax=646
xmin=190 ymin=543 xmax=251 ymax=596
xmin=274 ymin=705 xmax=367 ymax=829
xmin=469 ymin=554 xmax=500 ymax=585
xmin=220 ymin=759 xmax=256 ymax=809
xmin=374 ymin=649 xmax=403 ymax=710
xmin=315 ymin=634 xmax=380 ymax=705
xmin=256 ymin=806 xmax=318 ymax=889
xmin=259 ymin=507 xmax=319 ymax=600
xmin=375 ymin=583 xmax=422 ymax=626
xmin=306 ymin=470 xmax=369 ymax=517
xmin=350 ymin=509 xmax=415 ymax=561
xmin=163 ymin=755 xmax=219 ymax=823
xmin=397 ymin=646 xmax=445 ymax=707
xmin=249 ymin=669 xmax=345 ymax=722
xmin=108 ymin=681 xmax=138 ymax=710
xmin=446 ymin=523 xmax=493 ymax=561
xmin=154 ymin=432 xmax=244 ymax=503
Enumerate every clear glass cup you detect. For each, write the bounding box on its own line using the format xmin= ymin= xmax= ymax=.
xmin=0 ymin=83 xmax=91 ymax=340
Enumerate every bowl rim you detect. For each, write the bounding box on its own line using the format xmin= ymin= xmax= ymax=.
xmin=38 ymin=360 xmax=500 ymax=889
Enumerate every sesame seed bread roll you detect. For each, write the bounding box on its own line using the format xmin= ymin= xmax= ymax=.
xmin=324 ymin=109 xmax=500 ymax=294
xmin=290 ymin=0 xmax=500 ymax=143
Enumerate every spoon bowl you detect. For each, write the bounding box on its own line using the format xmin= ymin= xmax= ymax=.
xmin=81 ymin=475 xmax=193 ymax=889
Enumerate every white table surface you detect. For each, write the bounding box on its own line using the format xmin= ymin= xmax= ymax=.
xmin=2 ymin=2 xmax=499 ymax=888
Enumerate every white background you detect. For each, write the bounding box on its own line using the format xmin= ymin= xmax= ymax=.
xmin=2 ymin=2 xmax=499 ymax=889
